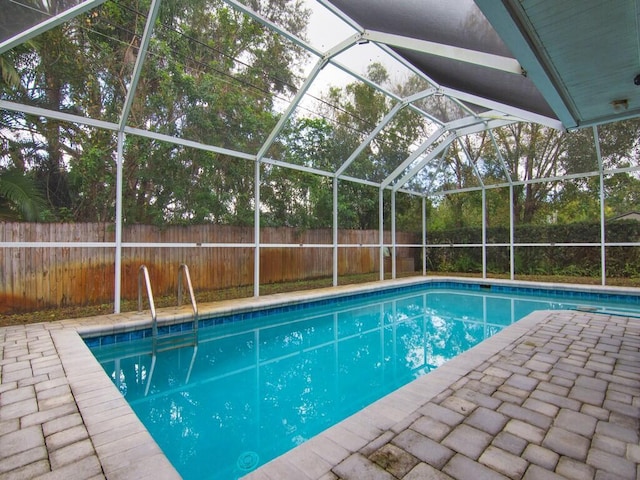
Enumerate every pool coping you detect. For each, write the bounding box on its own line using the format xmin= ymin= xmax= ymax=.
xmin=2 ymin=276 xmax=640 ymax=479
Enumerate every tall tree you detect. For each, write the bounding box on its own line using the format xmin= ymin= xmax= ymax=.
xmin=112 ymin=0 xmax=310 ymax=225
xmin=310 ymin=63 xmax=427 ymax=230
xmin=1 ymin=0 xmax=310 ymax=225
xmin=261 ymin=117 xmax=335 ymax=228
xmin=490 ymin=123 xmax=567 ymax=224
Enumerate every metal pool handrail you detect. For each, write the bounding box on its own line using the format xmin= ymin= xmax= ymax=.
xmin=140 ymin=264 xmax=198 ymax=396
xmin=178 ymin=263 xmax=199 ymax=339
xmin=138 ymin=265 xmax=157 ymax=340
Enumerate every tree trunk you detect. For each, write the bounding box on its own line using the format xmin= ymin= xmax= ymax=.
xmin=39 ymin=32 xmax=72 ymax=212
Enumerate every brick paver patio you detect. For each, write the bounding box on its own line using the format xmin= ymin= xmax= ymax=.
xmin=1 ymin=280 xmax=639 ymax=479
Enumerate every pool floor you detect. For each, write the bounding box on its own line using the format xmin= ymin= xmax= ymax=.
xmin=1 ymin=277 xmax=640 ymax=479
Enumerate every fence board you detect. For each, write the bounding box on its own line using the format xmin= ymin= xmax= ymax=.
xmin=0 ymin=222 xmax=420 ymax=313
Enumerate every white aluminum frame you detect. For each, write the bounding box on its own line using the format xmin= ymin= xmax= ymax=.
xmin=2 ymin=0 xmax=638 ymax=314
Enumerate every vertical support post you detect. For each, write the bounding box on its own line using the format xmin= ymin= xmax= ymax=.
xmin=600 ymin=174 xmax=606 ymax=286
xmin=332 ymin=176 xmax=338 ymax=286
xmin=114 ymin=0 xmax=158 ymax=313
xmin=379 ymin=188 xmax=384 ymax=281
xmin=593 ymin=126 xmax=606 ymax=285
xmin=489 ymin=129 xmax=514 ymax=280
xmin=391 ymin=190 xmax=397 ymax=279
xmin=422 ymin=196 xmax=427 ymax=276
xmin=509 ymin=184 xmax=515 ymax=280
xmin=254 ymin=160 xmax=261 ymax=297
xmin=482 ymin=188 xmax=487 ymax=279
xmin=114 ymin=131 xmax=124 ymax=313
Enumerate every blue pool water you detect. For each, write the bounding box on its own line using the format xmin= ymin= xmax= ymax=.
xmin=88 ymin=283 xmax=640 ymax=479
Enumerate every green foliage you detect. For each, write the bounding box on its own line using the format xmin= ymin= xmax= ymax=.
xmin=2 ymin=1 xmax=640 ymax=235
xmin=396 ymin=194 xmax=426 ymax=232
xmin=1 ymin=0 xmax=309 ymax=226
xmin=427 ymin=219 xmax=640 ymax=277
xmin=0 ymin=168 xmax=47 ymax=221
xmin=0 ymin=51 xmax=20 ymax=89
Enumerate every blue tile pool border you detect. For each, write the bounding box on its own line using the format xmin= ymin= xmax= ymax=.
xmin=83 ymin=280 xmax=640 ymax=349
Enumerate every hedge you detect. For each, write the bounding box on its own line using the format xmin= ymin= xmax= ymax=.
xmin=425 ymin=220 xmax=640 ymax=277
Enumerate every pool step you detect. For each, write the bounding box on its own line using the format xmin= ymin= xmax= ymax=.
xmin=154 ymin=330 xmax=198 ymax=353
xmin=145 ymin=342 xmax=198 ymax=396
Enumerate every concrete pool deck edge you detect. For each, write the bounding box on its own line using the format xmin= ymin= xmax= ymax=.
xmin=1 ymin=276 xmax=640 ymax=479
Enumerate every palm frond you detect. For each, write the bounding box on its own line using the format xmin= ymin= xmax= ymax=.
xmin=0 ymin=169 xmax=47 ymax=221
xmin=0 ymin=55 xmax=20 ymax=89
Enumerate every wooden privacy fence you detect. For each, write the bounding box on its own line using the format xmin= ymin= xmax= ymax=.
xmin=1 ymin=223 xmax=420 ymax=314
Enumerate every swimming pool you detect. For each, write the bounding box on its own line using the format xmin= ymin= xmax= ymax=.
xmin=87 ymin=281 xmax=640 ymax=479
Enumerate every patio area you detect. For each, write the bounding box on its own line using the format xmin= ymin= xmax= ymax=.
xmin=1 ymin=280 xmax=639 ymax=479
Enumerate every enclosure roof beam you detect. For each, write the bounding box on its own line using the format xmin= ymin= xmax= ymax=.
xmin=335 ymin=88 xmax=437 ymax=178
xmin=433 ymin=185 xmax=486 ymax=196
xmin=256 ymin=33 xmax=362 ymax=161
xmin=118 ymin=0 xmax=162 ymax=131
xmin=453 ymin=118 xmax=514 ymax=137
xmin=0 ymin=0 xmax=106 ymax=54
xmin=363 ymin=30 xmax=523 ymax=75
xmin=404 ymin=88 xmax=441 ymax=108
xmin=380 ymin=113 xmax=499 ymax=191
xmin=124 ymin=126 xmax=257 ymax=161
xmin=0 ymin=100 xmax=120 ymax=132
xmin=393 ymin=117 xmax=513 ymax=192
xmin=444 ymin=115 xmax=491 ymax=133
xmin=439 ymin=86 xmax=563 ymax=130
xmin=393 ymin=134 xmax=455 ymax=192
xmin=263 ymin=157 xmax=335 ymax=179
xmin=380 ymin=127 xmax=446 ymax=189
